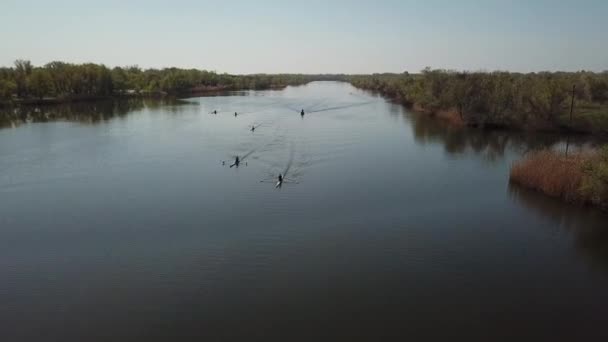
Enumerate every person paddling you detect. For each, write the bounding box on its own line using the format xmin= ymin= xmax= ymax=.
xmin=230 ymin=156 xmax=240 ymax=168
xmin=301 ymin=109 xmax=305 ymax=116
xmin=234 ymin=112 xmax=238 ymax=117
xmin=276 ymin=173 xmax=283 ymax=187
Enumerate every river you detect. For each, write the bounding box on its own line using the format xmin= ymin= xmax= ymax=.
xmin=1 ymin=81 xmax=607 ymax=341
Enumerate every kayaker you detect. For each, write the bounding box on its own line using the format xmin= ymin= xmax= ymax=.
xmin=230 ymin=156 xmax=240 ymax=168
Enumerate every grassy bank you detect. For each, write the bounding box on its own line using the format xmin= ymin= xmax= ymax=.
xmin=509 ymin=147 xmax=608 ymax=210
xmin=348 ymin=70 xmax=608 ymax=135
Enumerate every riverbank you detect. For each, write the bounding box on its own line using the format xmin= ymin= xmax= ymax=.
xmin=0 ymin=84 xmax=301 ymax=108
xmin=509 ymin=147 xmax=608 ymax=211
xmin=348 ymin=71 xmax=608 ymax=136
xmin=411 ymin=103 xmax=465 ymax=127
xmin=0 ymin=59 xmax=342 ymax=108
xmin=0 ymin=94 xmax=136 ymax=107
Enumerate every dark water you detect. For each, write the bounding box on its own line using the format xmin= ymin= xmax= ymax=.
xmin=1 ymin=82 xmax=607 ymax=341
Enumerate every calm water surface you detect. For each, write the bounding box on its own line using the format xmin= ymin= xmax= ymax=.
xmin=1 ymin=82 xmax=607 ymax=341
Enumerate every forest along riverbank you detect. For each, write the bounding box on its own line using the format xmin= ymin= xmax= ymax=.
xmin=348 ymin=70 xmax=608 ymax=135
xmin=0 ymin=59 xmax=343 ymax=107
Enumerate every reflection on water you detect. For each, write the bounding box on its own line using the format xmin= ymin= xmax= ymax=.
xmin=406 ymin=109 xmax=598 ymax=161
xmin=384 ymin=100 xmax=600 ymax=163
xmin=509 ymin=184 xmax=608 ymax=271
xmin=0 ymin=98 xmax=193 ymax=128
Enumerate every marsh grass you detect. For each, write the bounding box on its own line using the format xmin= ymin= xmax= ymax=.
xmin=510 ymin=147 xmax=608 ymax=210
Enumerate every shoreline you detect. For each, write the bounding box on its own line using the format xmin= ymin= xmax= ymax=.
xmin=347 ymin=71 xmax=608 ymax=137
xmin=509 ymin=148 xmax=607 ymax=211
xmin=0 ymin=84 xmax=296 ymax=108
xmin=364 ymin=89 xmax=608 ymax=137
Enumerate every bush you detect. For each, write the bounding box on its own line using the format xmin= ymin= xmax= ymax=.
xmin=510 ymin=146 xmax=608 ymax=210
xmin=510 ymin=150 xmax=589 ymax=202
xmin=0 ymin=79 xmax=16 ymax=100
xmin=580 ymin=146 xmax=608 ymax=209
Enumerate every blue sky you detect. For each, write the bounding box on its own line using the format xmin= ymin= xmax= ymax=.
xmin=1 ymin=0 xmax=606 ymax=73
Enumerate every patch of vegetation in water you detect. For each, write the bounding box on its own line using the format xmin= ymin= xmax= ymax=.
xmin=510 ymin=146 xmax=608 ymax=210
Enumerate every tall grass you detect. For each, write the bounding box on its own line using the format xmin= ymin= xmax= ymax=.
xmin=510 ymin=147 xmax=608 ymax=210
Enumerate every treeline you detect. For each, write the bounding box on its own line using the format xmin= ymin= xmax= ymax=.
xmin=348 ymin=69 xmax=608 ymax=133
xmin=0 ymin=60 xmax=340 ymax=103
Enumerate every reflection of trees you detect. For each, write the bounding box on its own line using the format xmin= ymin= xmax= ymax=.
xmin=0 ymin=98 xmax=192 ymax=128
xmin=509 ymin=184 xmax=608 ymax=272
xmin=406 ymin=110 xmax=579 ymax=162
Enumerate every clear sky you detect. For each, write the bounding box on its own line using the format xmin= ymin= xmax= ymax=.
xmin=1 ymin=0 xmax=607 ymax=74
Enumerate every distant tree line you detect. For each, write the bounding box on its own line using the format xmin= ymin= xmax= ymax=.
xmin=348 ymin=69 xmax=608 ymax=133
xmin=0 ymin=60 xmax=342 ymax=103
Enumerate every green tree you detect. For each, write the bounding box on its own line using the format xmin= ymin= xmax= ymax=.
xmin=0 ymin=79 xmax=17 ymax=100
xmin=29 ymin=69 xmax=54 ymax=99
xmin=14 ymin=59 xmax=33 ymax=97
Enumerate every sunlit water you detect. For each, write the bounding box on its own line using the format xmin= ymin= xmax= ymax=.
xmin=1 ymin=82 xmax=607 ymax=341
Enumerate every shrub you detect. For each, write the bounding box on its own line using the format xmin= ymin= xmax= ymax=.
xmin=510 ymin=149 xmax=589 ymax=202
xmin=580 ymin=146 xmax=608 ymax=209
xmin=510 ymin=146 xmax=608 ymax=210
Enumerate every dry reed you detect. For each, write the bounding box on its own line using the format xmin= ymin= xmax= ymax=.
xmin=509 ymin=150 xmax=592 ymax=203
